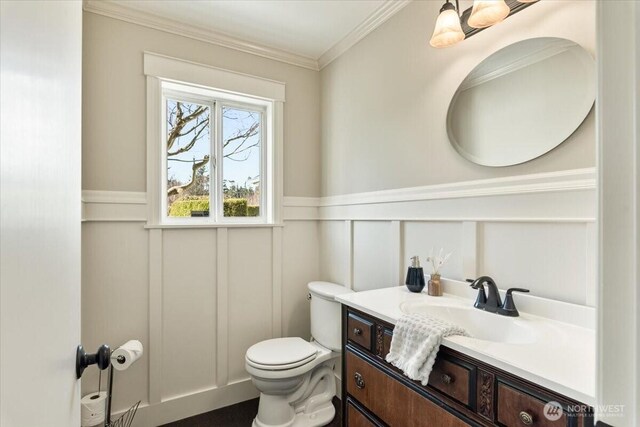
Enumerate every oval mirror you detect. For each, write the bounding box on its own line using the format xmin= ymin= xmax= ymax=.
xmin=447 ymin=37 xmax=595 ymax=167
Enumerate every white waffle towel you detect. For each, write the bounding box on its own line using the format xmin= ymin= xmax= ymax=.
xmin=385 ymin=313 xmax=467 ymax=385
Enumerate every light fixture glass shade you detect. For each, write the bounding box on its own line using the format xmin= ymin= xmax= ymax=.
xmin=430 ymin=4 xmax=465 ymax=48
xmin=467 ymin=0 xmax=511 ymax=29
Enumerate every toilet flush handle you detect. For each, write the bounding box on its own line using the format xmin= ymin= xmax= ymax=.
xmin=307 ymin=293 xmax=312 ymax=301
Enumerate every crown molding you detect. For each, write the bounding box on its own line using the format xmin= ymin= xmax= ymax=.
xmin=318 ymin=0 xmax=412 ymax=69
xmin=83 ymin=0 xmax=410 ymax=72
xmin=83 ymin=0 xmax=320 ymax=71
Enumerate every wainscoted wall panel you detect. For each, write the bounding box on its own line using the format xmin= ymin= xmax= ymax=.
xmin=282 ymin=221 xmax=320 ymax=339
xmin=353 ymin=221 xmax=394 ymax=291
xmin=403 ymin=221 xmax=464 ymax=281
xmin=480 ymin=222 xmax=589 ymax=305
xmin=319 ymin=220 xmax=350 ymax=287
xmin=161 ymin=229 xmax=217 ymax=400
xmin=81 ymin=168 xmax=596 ymax=424
xmin=321 ymin=218 xmax=596 ymax=306
xmin=81 ymin=206 xmax=320 ymax=425
xmin=227 ymin=228 xmax=274 ymax=384
xmin=81 ymin=222 xmax=150 ymax=413
xmin=316 ymin=169 xmax=597 ymax=308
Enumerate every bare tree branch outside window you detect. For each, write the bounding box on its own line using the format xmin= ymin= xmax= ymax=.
xmin=166 ymin=100 xmax=262 ymax=217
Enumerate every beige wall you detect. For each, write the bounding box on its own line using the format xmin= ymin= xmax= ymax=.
xmin=83 ymin=11 xmax=320 ymax=197
xmin=82 ymin=11 xmax=321 ymax=425
xmin=320 ymin=0 xmax=595 ymax=196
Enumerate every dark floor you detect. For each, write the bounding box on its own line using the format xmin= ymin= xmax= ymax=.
xmin=160 ymin=397 xmax=341 ymax=427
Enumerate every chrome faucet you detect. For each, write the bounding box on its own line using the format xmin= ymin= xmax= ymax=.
xmin=467 ymin=276 xmax=529 ymax=317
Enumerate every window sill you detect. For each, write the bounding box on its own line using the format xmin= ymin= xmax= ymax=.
xmin=144 ymin=222 xmax=285 ymax=229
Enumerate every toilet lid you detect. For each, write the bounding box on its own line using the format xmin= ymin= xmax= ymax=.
xmin=246 ymin=337 xmax=317 ymax=369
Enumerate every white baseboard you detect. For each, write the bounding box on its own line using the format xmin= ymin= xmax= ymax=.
xmin=114 ymin=378 xmax=259 ymax=426
xmin=117 ymin=375 xmax=343 ymax=426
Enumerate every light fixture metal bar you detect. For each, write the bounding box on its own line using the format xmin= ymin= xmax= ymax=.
xmin=461 ymin=0 xmax=538 ymax=38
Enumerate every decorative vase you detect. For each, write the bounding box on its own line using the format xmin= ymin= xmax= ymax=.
xmin=428 ymin=274 xmax=442 ymax=296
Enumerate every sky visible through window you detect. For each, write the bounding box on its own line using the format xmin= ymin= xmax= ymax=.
xmin=222 ymin=106 xmax=261 ymax=192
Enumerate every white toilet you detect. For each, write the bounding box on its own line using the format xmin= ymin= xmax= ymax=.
xmin=245 ymin=281 xmax=353 ymax=427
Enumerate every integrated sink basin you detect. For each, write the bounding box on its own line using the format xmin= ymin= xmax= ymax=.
xmin=399 ymin=301 xmax=537 ymax=345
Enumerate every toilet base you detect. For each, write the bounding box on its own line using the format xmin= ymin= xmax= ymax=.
xmin=251 ymin=363 xmax=337 ymax=427
xmin=252 ymin=400 xmax=335 ymax=427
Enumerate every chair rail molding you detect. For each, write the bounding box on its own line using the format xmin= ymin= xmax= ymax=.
xmin=82 ymin=168 xmax=596 ymax=223
xmin=320 ymin=168 xmax=596 ymax=208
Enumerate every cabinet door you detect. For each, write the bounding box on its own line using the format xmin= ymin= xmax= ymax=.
xmin=346 ymin=351 xmax=469 ymax=427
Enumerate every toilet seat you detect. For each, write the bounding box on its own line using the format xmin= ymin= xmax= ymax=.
xmin=246 ymin=337 xmax=318 ymax=371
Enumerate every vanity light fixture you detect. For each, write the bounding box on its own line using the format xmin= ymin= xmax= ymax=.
xmin=429 ymin=0 xmax=465 ymax=49
xmin=467 ymin=0 xmax=511 ymax=29
xmin=430 ymin=0 xmax=539 ymax=48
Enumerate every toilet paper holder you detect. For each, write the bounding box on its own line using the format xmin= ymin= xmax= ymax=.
xmin=76 ymin=344 xmax=111 ymax=379
xmin=77 ymin=341 xmax=143 ymax=427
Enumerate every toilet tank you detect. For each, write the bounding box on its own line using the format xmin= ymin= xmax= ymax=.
xmin=308 ymin=281 xmax=354 ymax=351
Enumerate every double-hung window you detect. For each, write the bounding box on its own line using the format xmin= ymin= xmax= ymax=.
xmin=145 ymin=53 xmax=284 ymax=226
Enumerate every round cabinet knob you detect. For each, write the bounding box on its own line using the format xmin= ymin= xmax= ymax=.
xmin=441 ymin=373 xmax=453 ymax=384
xmin=519 ymin=411 xmax=534 ymax=425
xmin=354 ymin=372 xmax=365 ymax=389
xmin=353 ymin=328 xmax=362 ymax=336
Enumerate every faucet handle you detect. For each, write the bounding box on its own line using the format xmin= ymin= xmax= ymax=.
xmin=506 ymin=288 xmax=530 ymax=296
xmin=499 ymin=288 xmax=530 ymax=317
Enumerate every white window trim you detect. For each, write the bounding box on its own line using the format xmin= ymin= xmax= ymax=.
xmin=144 ymin=52 xmax=284 ymax=228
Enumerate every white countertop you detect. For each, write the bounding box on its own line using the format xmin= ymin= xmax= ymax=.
xmin=336 ymin=286 xmax=596 ymax=405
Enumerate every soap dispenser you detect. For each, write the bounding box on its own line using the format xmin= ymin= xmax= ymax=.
xmin=405 ymin=256 xmax=426 ymax=293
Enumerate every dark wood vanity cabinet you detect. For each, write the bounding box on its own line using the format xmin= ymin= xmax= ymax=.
xmin=341 ymin=307 xmax=594 ymax=427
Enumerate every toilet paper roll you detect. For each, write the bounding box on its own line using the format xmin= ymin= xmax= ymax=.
xmin=81 ymin=391 xmax=106 ymax=427
xmin=111 ymin=339 xmax=143 ymax=371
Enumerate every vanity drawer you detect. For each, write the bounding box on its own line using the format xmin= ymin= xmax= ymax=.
xmin=346 ymin=351 xmax=469 ymax=427
xmin=347 ymin=313 xmax=374 ymax=351
xmin=497 ymin=382 xmax=567 ymax=427
xmin=428 ymin=355 xmax=473 ymax=407
xmin=346 ymin=400 xmax=380 ymax=427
